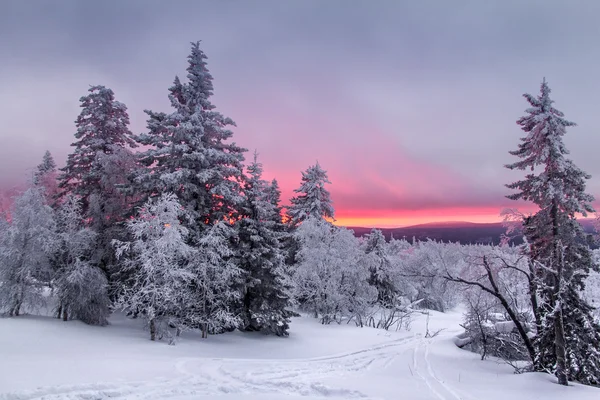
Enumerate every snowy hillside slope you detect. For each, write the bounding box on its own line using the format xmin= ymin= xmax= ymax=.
xmin=0 ymin=310 xmax=597 ymax=400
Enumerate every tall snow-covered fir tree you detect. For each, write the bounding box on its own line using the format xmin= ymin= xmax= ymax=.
xmin=57 ymin=85 xmax=137 ymax=289
xmin=287 ymin=162 xmax=335 ymax=225
xmin=234 ymin=153 xmax=291 ymax=336
xmin=53 ymin=195 xmax=109 ymax=326
xmin=134 ymin=41 xmax=246 ymax=240
xmin=33 ymin=151 xmax=59 ymax=205
xmin=114 ymin=193 xmax=196 ymax=341
xmin=505 ymin=78 xmax=600 ymax=385
xmin=0 ymin=188 xmax=56 ymax=316
xmin=59 ymin=85 xmax=136 ymax=209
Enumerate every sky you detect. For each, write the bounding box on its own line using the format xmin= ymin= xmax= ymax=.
xmin=2 ymin=0 xmax=600 ymax=228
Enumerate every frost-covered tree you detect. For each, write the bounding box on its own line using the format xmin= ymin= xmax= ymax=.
xmin=187 ymin=221 xmax=242 ymax=338
xmin=0 ymin=188 xmax=56 ymax=316
xmin=34 ymin=150 xmax=56 ymax=182
xmin=361 ymin=229 xmax=399 ymax=307
xmin=33 ymin=151 xmax=59 ymax=204
xmin=58 ymin=85 xmax=137 ymax=285
xmin=263 ymin=179 xmax=286 ymax=229
xmin=235 ymin=153 xmax=291 ymax=336
xmin=460 ymin=287 xmax=529 ymax=362
xmin=114 ymin=193 xmax=195 ymax=341
xmin=59 ymin=85 xmax=136 ymax=209
xmin=134 ymin=41 xmax=246 ymax=239
xmin=505 ymin=79 xmax=600 ymax=385
xmin=293 ymin=218 xmax=376 ymax=324
xmin=399 ymin=240 xmax=462 ymax=312
xmin=287 ymin=162 xmax=334 ymax=225
xmin=53 ymin=195 xmax=109 ymax=325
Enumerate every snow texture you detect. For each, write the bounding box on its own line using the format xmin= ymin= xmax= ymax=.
xmin=0 ymin=310 xmax=598 ymax=400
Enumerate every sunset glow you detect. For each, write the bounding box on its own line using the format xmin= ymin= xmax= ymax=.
xmin=333 ymin=208 xmax=505 ymax=228
xmin=2 ymin=2 xmax=600 ymax=229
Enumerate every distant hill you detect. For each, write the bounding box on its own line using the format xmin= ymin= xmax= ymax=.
xmin=347 ymin=219 xmax=597 ymax=245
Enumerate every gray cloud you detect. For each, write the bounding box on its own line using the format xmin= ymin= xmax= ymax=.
xmin=1 ymin=0 xmax=599 ymax=215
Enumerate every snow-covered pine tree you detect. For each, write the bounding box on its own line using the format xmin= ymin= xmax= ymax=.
xmin=134 ymin=41 xmax=246 ymax=239
xmin=0 ymin=187 xmax=56 ymax=316
xmin=53 ymin=195 xmax=109 ymax=325
xmin=235 ymin=153 xmax=291 ymax=336
xmin=114 ymin=193 xmax=195 ymax=341
xmin=57 ymin=85 xmax=137 ymax=293
xmin=264 ymin=179 xmax=286 ymax=230
xmin=59 ymin=85 xmax=136 ymax=210
xmin=34 ymin=150 xmax=56 ymax=183
xmin=505 ymin=78 xmax=600 ymax=385
xmin=264 ymin=178 xmax=297 ymax=282
xmin=287 ymin=162 xmax=335 ymax=226
xmin=188 ymin=221 xmax=242 ymax=338
xmin=361 ymin=229 xmax=399 ymax=307
xmin=33 ymin=151 xmax=59 ymax=206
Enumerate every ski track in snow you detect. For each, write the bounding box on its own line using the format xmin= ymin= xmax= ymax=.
xmin=412 ymin=336 xmax=475 ymax=400
xmin=0 ymin=336 xmax=420 ymax=400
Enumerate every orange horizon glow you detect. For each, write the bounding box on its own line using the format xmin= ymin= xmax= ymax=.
xmin=331 ymin=207 xmax=512 ymax=228
xmin=330 ymin=204 xmax=600 ymax=228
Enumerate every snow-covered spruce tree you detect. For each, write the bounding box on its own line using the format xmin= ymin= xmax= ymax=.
xmin=361 ymin=229 xmax=400 ymax=307
xmin=187 ymin=221 xmax=242 ymax=338
xmin=505 ymin=78 xmax=600 ymax=385
xmin=53 ymin=195 xmax=109 ymax=325
xmin=287 ymin=162 xmax=334 ymax=226
xmin=264 ymin=178 xmax=287 ymax=233
xmin=57 ymin=85 xmax=137 ymax=292
xmin=0 ymin=187 xmax=56 ymax=316
xmin=234 ymin=153 xmax=291 ymax=336
xmin=114 ymin=193 xmax=195 ymax=341
xmin=33 ymin=151 xmax=59 ymax=205
xmin=264 ymin=178 xmax=297 ymax=290
xmin=293 ymin=217 xmax=376 ymax=324
xmin=134 ymin=41 xmax=246 ymax=239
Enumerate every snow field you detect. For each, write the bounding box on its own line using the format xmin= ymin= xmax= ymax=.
xmin=0 ymin=310 xmax=597 ymax=400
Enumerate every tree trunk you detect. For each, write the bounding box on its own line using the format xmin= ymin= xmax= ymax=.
xmin=14 ymin=298 xmax=22 ymax=316
xmin=483 ymin=257 xmax=536 ymax=362
xmin=62 ymin=308 xmax=68 ymax=321
xmin=551 ymin=202 xmax=568 ymax=386
xmin=527 ymin=261 xmax=542 ymax=332
xmin=202 ymin=287 xmax=208 ymax=339
xmin=150 ymin=318 xmax=156 ymax=341
xmin=554 ymin=306 xmax=568 ymax=385
xmin=446 ymin=257 xmax=537 ymax=362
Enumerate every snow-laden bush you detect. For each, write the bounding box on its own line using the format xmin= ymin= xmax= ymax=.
xmin=292 ymin=218 xmax=377 ymax=324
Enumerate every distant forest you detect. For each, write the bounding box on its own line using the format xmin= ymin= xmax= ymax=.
xmin=350 ymin=219 xmax=598 ymax=246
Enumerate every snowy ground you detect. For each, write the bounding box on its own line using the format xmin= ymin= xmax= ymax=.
xmin=0 ymin=310 xmax=597 ymax=400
